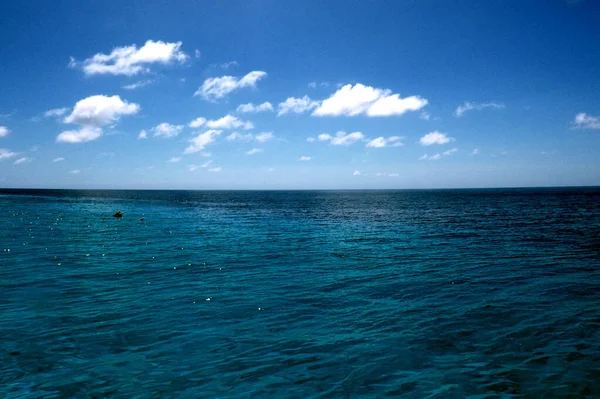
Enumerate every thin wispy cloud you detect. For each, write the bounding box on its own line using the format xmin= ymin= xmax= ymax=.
xmin=237 ymin=102 xmax=273 ymax=113
xmin=419 ymin=147 xmax=458 ymax=161
xmin=52 ymin=157 xmax=65 ymax=162
xmin=454 ymin=101 xmax=505 ymax=117
xmin=122 ymin=80 xmax=155 ymax=90
xmin=366 ymin=136 xmax=403 ymax=148
xmin=299 ymin=156 xmax=312 ymax=161
xmin=278 ymin=96 xmax=320 ymax=116
xmin=318 ymin=131 xmax=365 ymax=146
xmin=246 ymin=148 xmax=263 ymax=155
xmin=0 ymin=148 xmax=18 ymax=161
xmin=13 ymin=157 xmax=31 ymax=165
xmin=572 ymin=112 xmax=600 ymax=129
xmin=195 ymin=71 xmax=267 ymax=101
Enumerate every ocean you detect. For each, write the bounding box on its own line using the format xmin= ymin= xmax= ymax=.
xmin=1 ymin=188 xmax=599 ymax=398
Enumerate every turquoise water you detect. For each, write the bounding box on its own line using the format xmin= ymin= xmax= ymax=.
xmin=1 ymin=188 xmax=600 ymax=398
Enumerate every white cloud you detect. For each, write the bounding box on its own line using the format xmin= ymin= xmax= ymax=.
xmin=319 ymin=131 xmax=365 ymax=146
xmin=13 ymin=157 xmax=30 ymax=165
xmin=255 ymin=132 xmax=273 ymax=143
xmin=308 ymin=82 xmax=317 ymax=88
xmin=299 ymin=156 xmax=312 ymax=161
xmin=78 ymin=40 xmax=188 ymax=76
xmin=202 ymin=160 xmax=213 ymax=168
xmin=388 ymin=173 xmax=400 ymax=177
xmin=0 ymin=126 xmax=9 ymax=137
xmin=0 ymin=148 xmax=18 ymax=161
xmin=195 ymin=71 xmax=267 ymax=100
xmin=168 ymin=157 xmax=181 ymax=163
xmin=44 ymin=108 xmax=69 ymax=118
xmin=277 ymin=96 xmax=320 ymax=116
xmin=313 ymin=83 xmax=427 ymax=117
xmin=306 ymin=137 xmax=315 ymax=143
xmin=152 ymin=123 xmax=184 ymax=138
xmin=52 ymin=157 xmax=65 ymax=163
xmin=184 ymin=129 xmax=222 ymax=154
xmin=226 ymin=132 xmax=253 ymax=141
xmin=237 ymin=102 xmax=273 ymax=113
xmin=208 ymin=167 xmax=222 ymax=172
xmin=366 ymin=136 xmax=404 ymax=148
xmin=188 ymin=164 xmax=200 ymax=172
xmin=217 ymin=61 xmax=238 ymax=69
xmin=138 ymin=130 xmax=148 ymax=139
xmin=70 ymin=169 xmax=81 ymax=174
xmin=419 ymin=111 xmax=431 ymax=120
xmin=472 ymin=148 xmax=479 ymax=155
xmin=56 ymin=126 xmax=103 ymax=143
xmin=122 ymin=80 xmax=154 ymax=90
xmin=420 ymin=147 xmax=458 ymax=161
xmin=308 ymin=81 xmax=329 ymax=88
xmin=454 ymin=101 xmax=505 ymax=117
xmin=419 ymin=131 xmax=453 ymax=146
xmin=195 ymin=49 xmax=201 ymax=59
xmin=64 ymin=95 xmax=139 ymax=127
xmin=573 ymin=112 xmax=600 ymax=129
xmin=353 ymin=170 xmax=361 ymax=176
xmin=247 ymin=148 xmax=263 ymax=155
xmin=189 ymin=117 xmax=207 ymax=128
xmin=206 ymin=115 xmax=253 ymax=130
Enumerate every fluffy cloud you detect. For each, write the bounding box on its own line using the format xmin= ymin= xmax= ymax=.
xmin=226 ymin=131 xmax=273 ymax=142
xmin=573 ymin=113 xmax=600 ymax=129
xmin=184 ymin=130 xmax=222 ymax=154
xmin=122 ymin=80 xmax=154 ymax=90
xmin=313 ymin=83 xmax=427 ymax=117
xmin=64 ymin=95 xmax=140 ymax=127
xmin=0 ymin=126 xmax=9 ymax=137
xmin=0 ymin=148 xmax=18 ymax=161
xmin=306 ymin=137 xmax=316 ymax=143
xmin=151 ymin=123 xmax=184 ymax=138
xmin=299 ymin=156 xmax=312 ymax=161
xmin=419 ymin=147 xmax=458 ymax=161
xmin=246 ymin=148 xmax=263 ymax=155
xmin=13 ymin=157 xmax=30 ymax=165
xmin=472 ymin=148 xmax=479 ymax=155
xmin=454 ymin=101 xmax=505 ymax=117
xmin=52 ymin=157 xmax=65 ymax=162
xmin=419 ymin=131 xmax=453 ymax=146
xmin=206 ymin=115 xmax=253 ymax=130
xmin=44 ymin=108 xmax=69 ymax=118
xmin=195 ymin=71 xmax=267 ymax=101
xmin=419 ymin=111 xmax=431 ymax=120
xmin=168 ymin=157 xmax=181 ymax=163
xmin=76 ymin=40 xmax=188 ymax=76
xmin=255 ymin=132 xmax=273 ymax=143
xmin=237 ymin=102 xmax=273 ymax=113
xmin=56 ymin=126 xmax=103 ymax=143
xmin=189 ymin=117 xmax=207 ymax=128
xmin=318 ymin=131 xmax=365 ymax=146
xmin=366 ymin=136 xmax=403 ymax=148
xmin=353 ymin=170 xmax=361 ymax=176
xmin=277 ymin=96 xmax=320 ymax=116
xmin=138 ymin=130 xmax=148 ymax=139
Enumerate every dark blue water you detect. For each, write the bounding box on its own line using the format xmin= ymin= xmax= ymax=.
xmin=1 ymin=188 xmax=600 ymax=398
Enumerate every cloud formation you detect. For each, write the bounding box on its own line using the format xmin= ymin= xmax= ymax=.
xmin=278 ymin=96 xmax=320 ymax=116
xmin=0 ymin=126 xmax=9 ymax=137
xmin=52 ymin=157 xmax=65 ymax=162
xmin=188 ymin=117 xmax=207 ymax=128
xmin=184 ymin=130 xmax=222 ymax=154
xmin=454 ymin=101 xmax=505 ymax=117
xmin=318 ymin=131 xmax=365 ymax=146
xmin=76 ymin=40 xmax=188 ymax=76
xmin=122 ymin=80 xmax=155 ymax=90
xmin=138 ymin=130 xmax=148 ymax=139
xmin=573 ymin=112 xmax=600 ymax=129
xmin=419 ymin=147 xmax=458 ymax=161
xmin=13 ymin=157 xmax=30 ymax=165
xmin=206 ymin=115 xmax=253 ymax=130
xmin=44 ymin=108 xmax=69 ymax=118
xmin=246 ymin=148 xmax=263 ymax=155
xmin=0 ymin=148 xmax=18 ymax=161
xmin=152 ymin=123 xmax=184 ymax=138
xmin=237 ymin=102 xmax=273 ymax=113
xmin=63 ymin=95 xmax=140 ymax=127
xmin=56 ymin=126 xmax=103 ymax=143
xmin=419 ymin=131 xmax=453 ymax=146
xmin=195 ymin=71 xmax=267 ymax=101
xmin=366 ymin=136 xmax=403 ymax=148
xmin=313 ymin=83 xmax=427 ymax=117
xmin=299 ymin=156 xmax=312 ymax=161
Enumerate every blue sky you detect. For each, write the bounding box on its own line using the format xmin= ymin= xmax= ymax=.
xmin=0 ymin=0 xmax=599 ymax=189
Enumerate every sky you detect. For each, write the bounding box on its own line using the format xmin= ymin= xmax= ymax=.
xmin=0 ymin=0 xmax=599 ymax=189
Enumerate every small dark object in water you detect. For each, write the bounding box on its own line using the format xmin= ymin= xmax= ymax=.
xmin=140 ymin=217 xmax=144 ymax=221
xmin=113 ymin=211 xmax=123 ymax=218
xmin=9 ymin=351 xmax=21 ymax=356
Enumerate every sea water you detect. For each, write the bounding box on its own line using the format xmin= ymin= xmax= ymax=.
xmin=1 ymin=188 xmax=599 ymax=398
